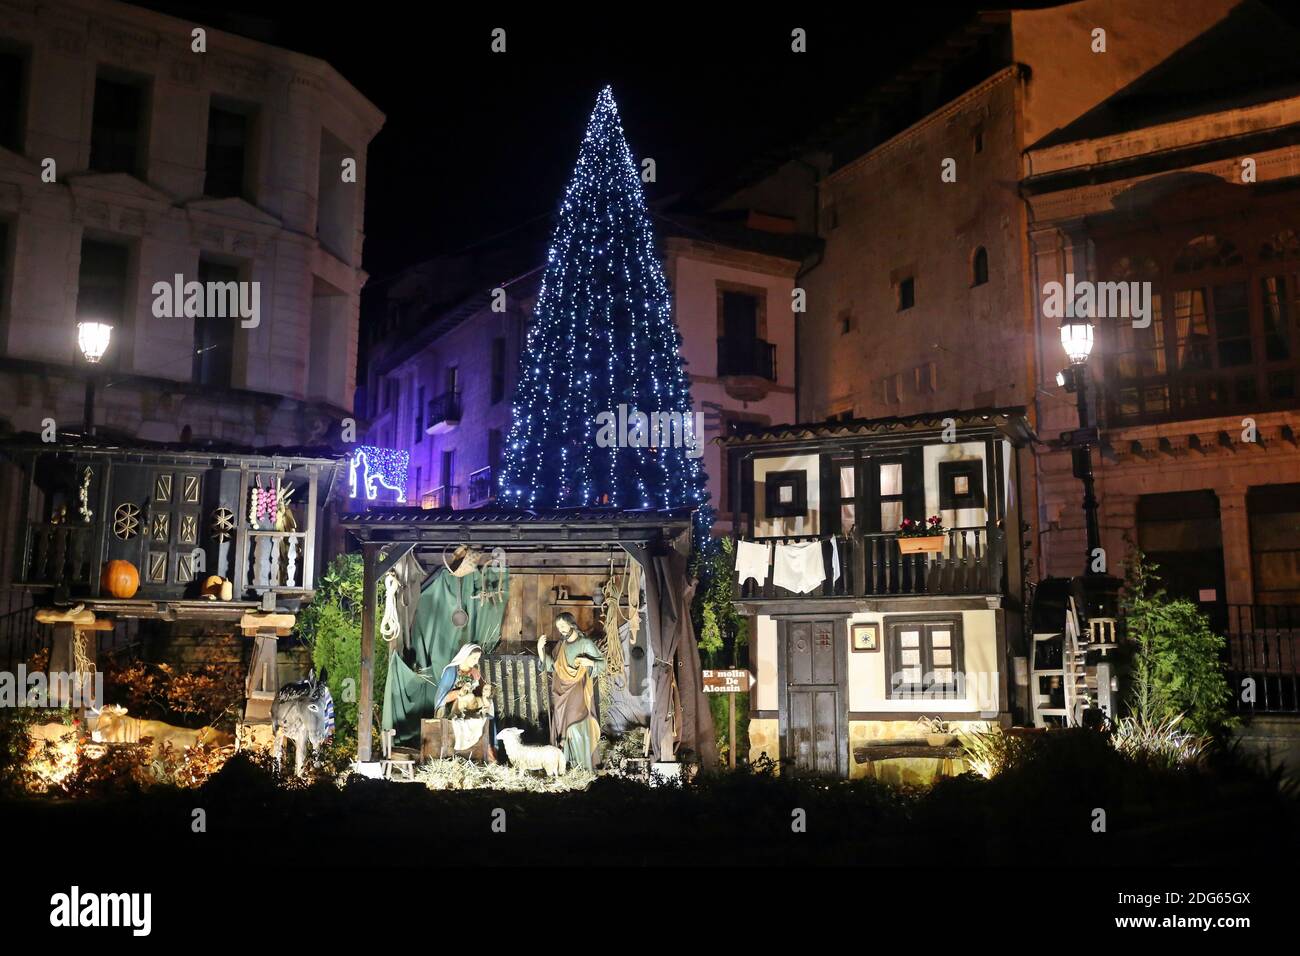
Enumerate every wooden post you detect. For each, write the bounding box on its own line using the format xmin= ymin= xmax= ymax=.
xmin=357 ymin=542 xmax=378 ymax=762
xmin=728 ymin=692 xmax=736 ymax=770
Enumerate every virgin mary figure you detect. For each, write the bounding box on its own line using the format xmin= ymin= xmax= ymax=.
xmin=433 ymin=643 xmax=486 ymax=714
xmin=432 ymin=643 xmax=495 ymax=755
xmin=537 ymin=612 xmax=606 ymax=771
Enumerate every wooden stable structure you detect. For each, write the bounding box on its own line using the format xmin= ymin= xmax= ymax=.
xmin=1 ymin=434 xmax=344 ymax=717
xmin=340 ymin=508 xmax=716 ymax=766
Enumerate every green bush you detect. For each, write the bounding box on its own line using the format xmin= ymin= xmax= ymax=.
xmin=1122 ymin=550 xmax=1234 ymax=736
xmin=296 ymin=554 xmax=388 ymax=748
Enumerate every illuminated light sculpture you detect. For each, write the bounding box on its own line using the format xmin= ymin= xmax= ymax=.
xmin=348 ymin=446 xmax=409 ymax=503
xmin=497 ymin=86 xmax=707 ymax=513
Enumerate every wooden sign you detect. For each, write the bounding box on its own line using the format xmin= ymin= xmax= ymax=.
xmin=702 ymin=669 xmax=754 ymax=694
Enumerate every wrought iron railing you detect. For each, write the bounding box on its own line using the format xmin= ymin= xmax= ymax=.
xmin=717 ymin=337 xmax=776 ymax=381
xmin=467 ymin=466 xmax=493 ymax=504
xmin=1225 ymin=604 xmax=1300 ymax=713
xmin=426 ymin=390 xmax=462 ymax=429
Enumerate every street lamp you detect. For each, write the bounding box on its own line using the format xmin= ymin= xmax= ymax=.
xmin=77 ymin=320 xmax=112 ymax=436
xmin=1058 ymin=315 xmax=1100 ymax=571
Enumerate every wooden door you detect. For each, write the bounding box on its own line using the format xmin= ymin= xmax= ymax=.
xmin=145 ymin=468 xmax=204 ymax=588
xmin=780 ymin=617 xmax=846 ymax=775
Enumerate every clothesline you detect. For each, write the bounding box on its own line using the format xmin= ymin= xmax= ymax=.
xmin=736 ymin=536 xmax=841 ymax=594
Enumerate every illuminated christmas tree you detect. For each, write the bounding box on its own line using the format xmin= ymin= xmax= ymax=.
xmin=499 ymin=86 xmax=707 ymax=511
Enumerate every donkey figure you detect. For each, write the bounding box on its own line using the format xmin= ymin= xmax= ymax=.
xmin=271 ymin=669 xmax=335 ymax=776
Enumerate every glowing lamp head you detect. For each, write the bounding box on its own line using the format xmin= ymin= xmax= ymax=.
xmin=77 ymin=321 xmax=113 ymax=364
xmin=1060 ymin=319 xmax=1094 ymax=365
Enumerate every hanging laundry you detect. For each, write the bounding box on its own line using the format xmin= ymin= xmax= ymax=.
xmin=736 ymin=540 xmax=771 ymax=586
xmin=773 ymin=540 xmax=826 ymax=593
xmin=830 ymin=536 xmax=841 ymax=584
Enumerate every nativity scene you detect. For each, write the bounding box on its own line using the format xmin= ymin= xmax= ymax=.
xmin=344 ymin=510 xmax=717 ymax=786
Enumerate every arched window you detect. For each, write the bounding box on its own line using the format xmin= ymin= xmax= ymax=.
xmin=971 ymin=246 xmax=988 ymax=286
xmin=1174 ymin=234 xmax=1241 ymax=273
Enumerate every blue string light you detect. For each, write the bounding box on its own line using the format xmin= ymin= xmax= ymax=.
xmin=498 ymin=86 xmax=707 ymax=513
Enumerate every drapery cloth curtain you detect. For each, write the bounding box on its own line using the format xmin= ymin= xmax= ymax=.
xmin=634 ymin=545 xmax=717 ymax=769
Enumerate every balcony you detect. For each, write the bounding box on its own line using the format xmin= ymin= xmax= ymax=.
xmin=425 ymin=391 xmax=462 ymax=435
xmin=733 ymin=527 xmax=1006 ymax=603
xmin=467 ymin=466 xmax=494 ymax=504
xmin=717 ymin=336 xmax=776 ymax=401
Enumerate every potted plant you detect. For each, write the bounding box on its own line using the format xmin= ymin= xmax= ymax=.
xmin=897 ymin=515 xmax=946 ymax=554
xmin=917 ymin=716 xmax=958 ymax=747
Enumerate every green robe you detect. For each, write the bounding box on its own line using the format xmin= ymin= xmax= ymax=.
xmin=542 ymin=635 xmax=606 ymax=771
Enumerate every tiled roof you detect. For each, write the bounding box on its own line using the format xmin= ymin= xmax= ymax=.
xmin=720 ymin=407 xmax=1031 ymax=447
xmin=0 ymin=431 xmax=346 ymax=463
xmin=340 ymin=506 xmax=694 ymax=526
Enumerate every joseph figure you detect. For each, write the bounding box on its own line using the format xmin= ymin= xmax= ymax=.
xmin=537 ymin=612 xmax=606 ymax=771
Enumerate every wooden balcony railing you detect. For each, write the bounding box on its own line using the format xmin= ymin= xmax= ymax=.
xmin=734 ymin=526 xmax=1005 ymax=601
xmin=23 ymin=524 xmax=95 ymax=590
xmin=245 ymin=530 xmax=312 ymax=593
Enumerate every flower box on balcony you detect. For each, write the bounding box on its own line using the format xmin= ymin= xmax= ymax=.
xmin=897 ymin=535 xmax=945 ymax=554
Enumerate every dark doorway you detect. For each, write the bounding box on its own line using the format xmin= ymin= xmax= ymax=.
xmin=1136 ymin=490 xmax=1227 ymax=631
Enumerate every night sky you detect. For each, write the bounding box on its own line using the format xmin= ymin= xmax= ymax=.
xmin=134 ymin=2 xmax=997 ymax=281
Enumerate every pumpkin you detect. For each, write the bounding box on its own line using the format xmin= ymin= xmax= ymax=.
xmin=101 ymin=560 xmax=140 ymax=599
xmin=202 ymin=575 xmax=225 ymax=598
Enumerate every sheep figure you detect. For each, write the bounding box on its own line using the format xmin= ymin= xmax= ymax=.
xmin=496 ymin=727 xmax=567 ymax=778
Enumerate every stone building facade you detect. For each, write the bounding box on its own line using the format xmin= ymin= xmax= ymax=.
xmin=0 ymin=0 xmax=383 ymax=591
xmin=732 ymin=0 xmax=1300 ymax=615
xmin=0 ymin=0 xmax=383 ymax=445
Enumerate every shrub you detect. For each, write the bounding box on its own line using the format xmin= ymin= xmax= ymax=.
xmin=1122 ymin=550 xmax=1234 ymax=736
xmin=297 ymin=554 xmax=388 ymax=748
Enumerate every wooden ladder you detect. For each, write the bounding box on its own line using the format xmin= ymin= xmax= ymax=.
xmin=1030 ymin=597 xmax=1092 ymax=727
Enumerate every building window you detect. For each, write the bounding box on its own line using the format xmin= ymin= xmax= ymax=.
xmin=1137 ymin=490 xmax=1225 ymax=625
xmin=488 ymin=428 xmax=502 ymax=471
xmin=415 ymin=385 xmax=427 ymax=442
xmin=76 ymin=239 xmax=130 ymax=368
xmin=491 ymin=337 xmax=507 ymax=404
xmin=90 ymin=73 xmax=147 ymax=176
xmin=317 ymin=128 xmax=353 ymax=260
xmin=0 ymin=46 xmax=26 ymax=153
xmin=1104 ymin=230 xmax=1300 ymax=425
xmin=205 ymin=103 xmax=252 ymax=200
xmin=972 ymin=126 xmax=984 ymax=154
xmin=886 ymin=616 xmax=964 ymax=699
xmin=833 ymin=457 xmax=855 ymax=535
xmin=441 ymin=449 xmax=455 ymax=490
xmin=896 ymin=276 xmax=914 ymax=311
xmin=192 ymin=259 xmax=238 ymax=387
xmin=0 ymin=220 xmax=9 ymax=320
xmin=971 ymin=247 xmax=988 ymax=286
xmin=1249 ymin=484 xmax=1300 ymax=606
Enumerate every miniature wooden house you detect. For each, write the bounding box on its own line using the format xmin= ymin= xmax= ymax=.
xmin=2 ymin=435 xmax=343 ymax=717
xmin=722 ymin=409 xmax=1032 ymax=781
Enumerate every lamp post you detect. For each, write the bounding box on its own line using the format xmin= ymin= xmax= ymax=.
xmin=1058 ymin=317 xmax=1100 ymax=574
xmin=1058 ymin=314 xmax=1122 ymax=724
xmin=77 ymin=320 xmax=113 ymax=437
